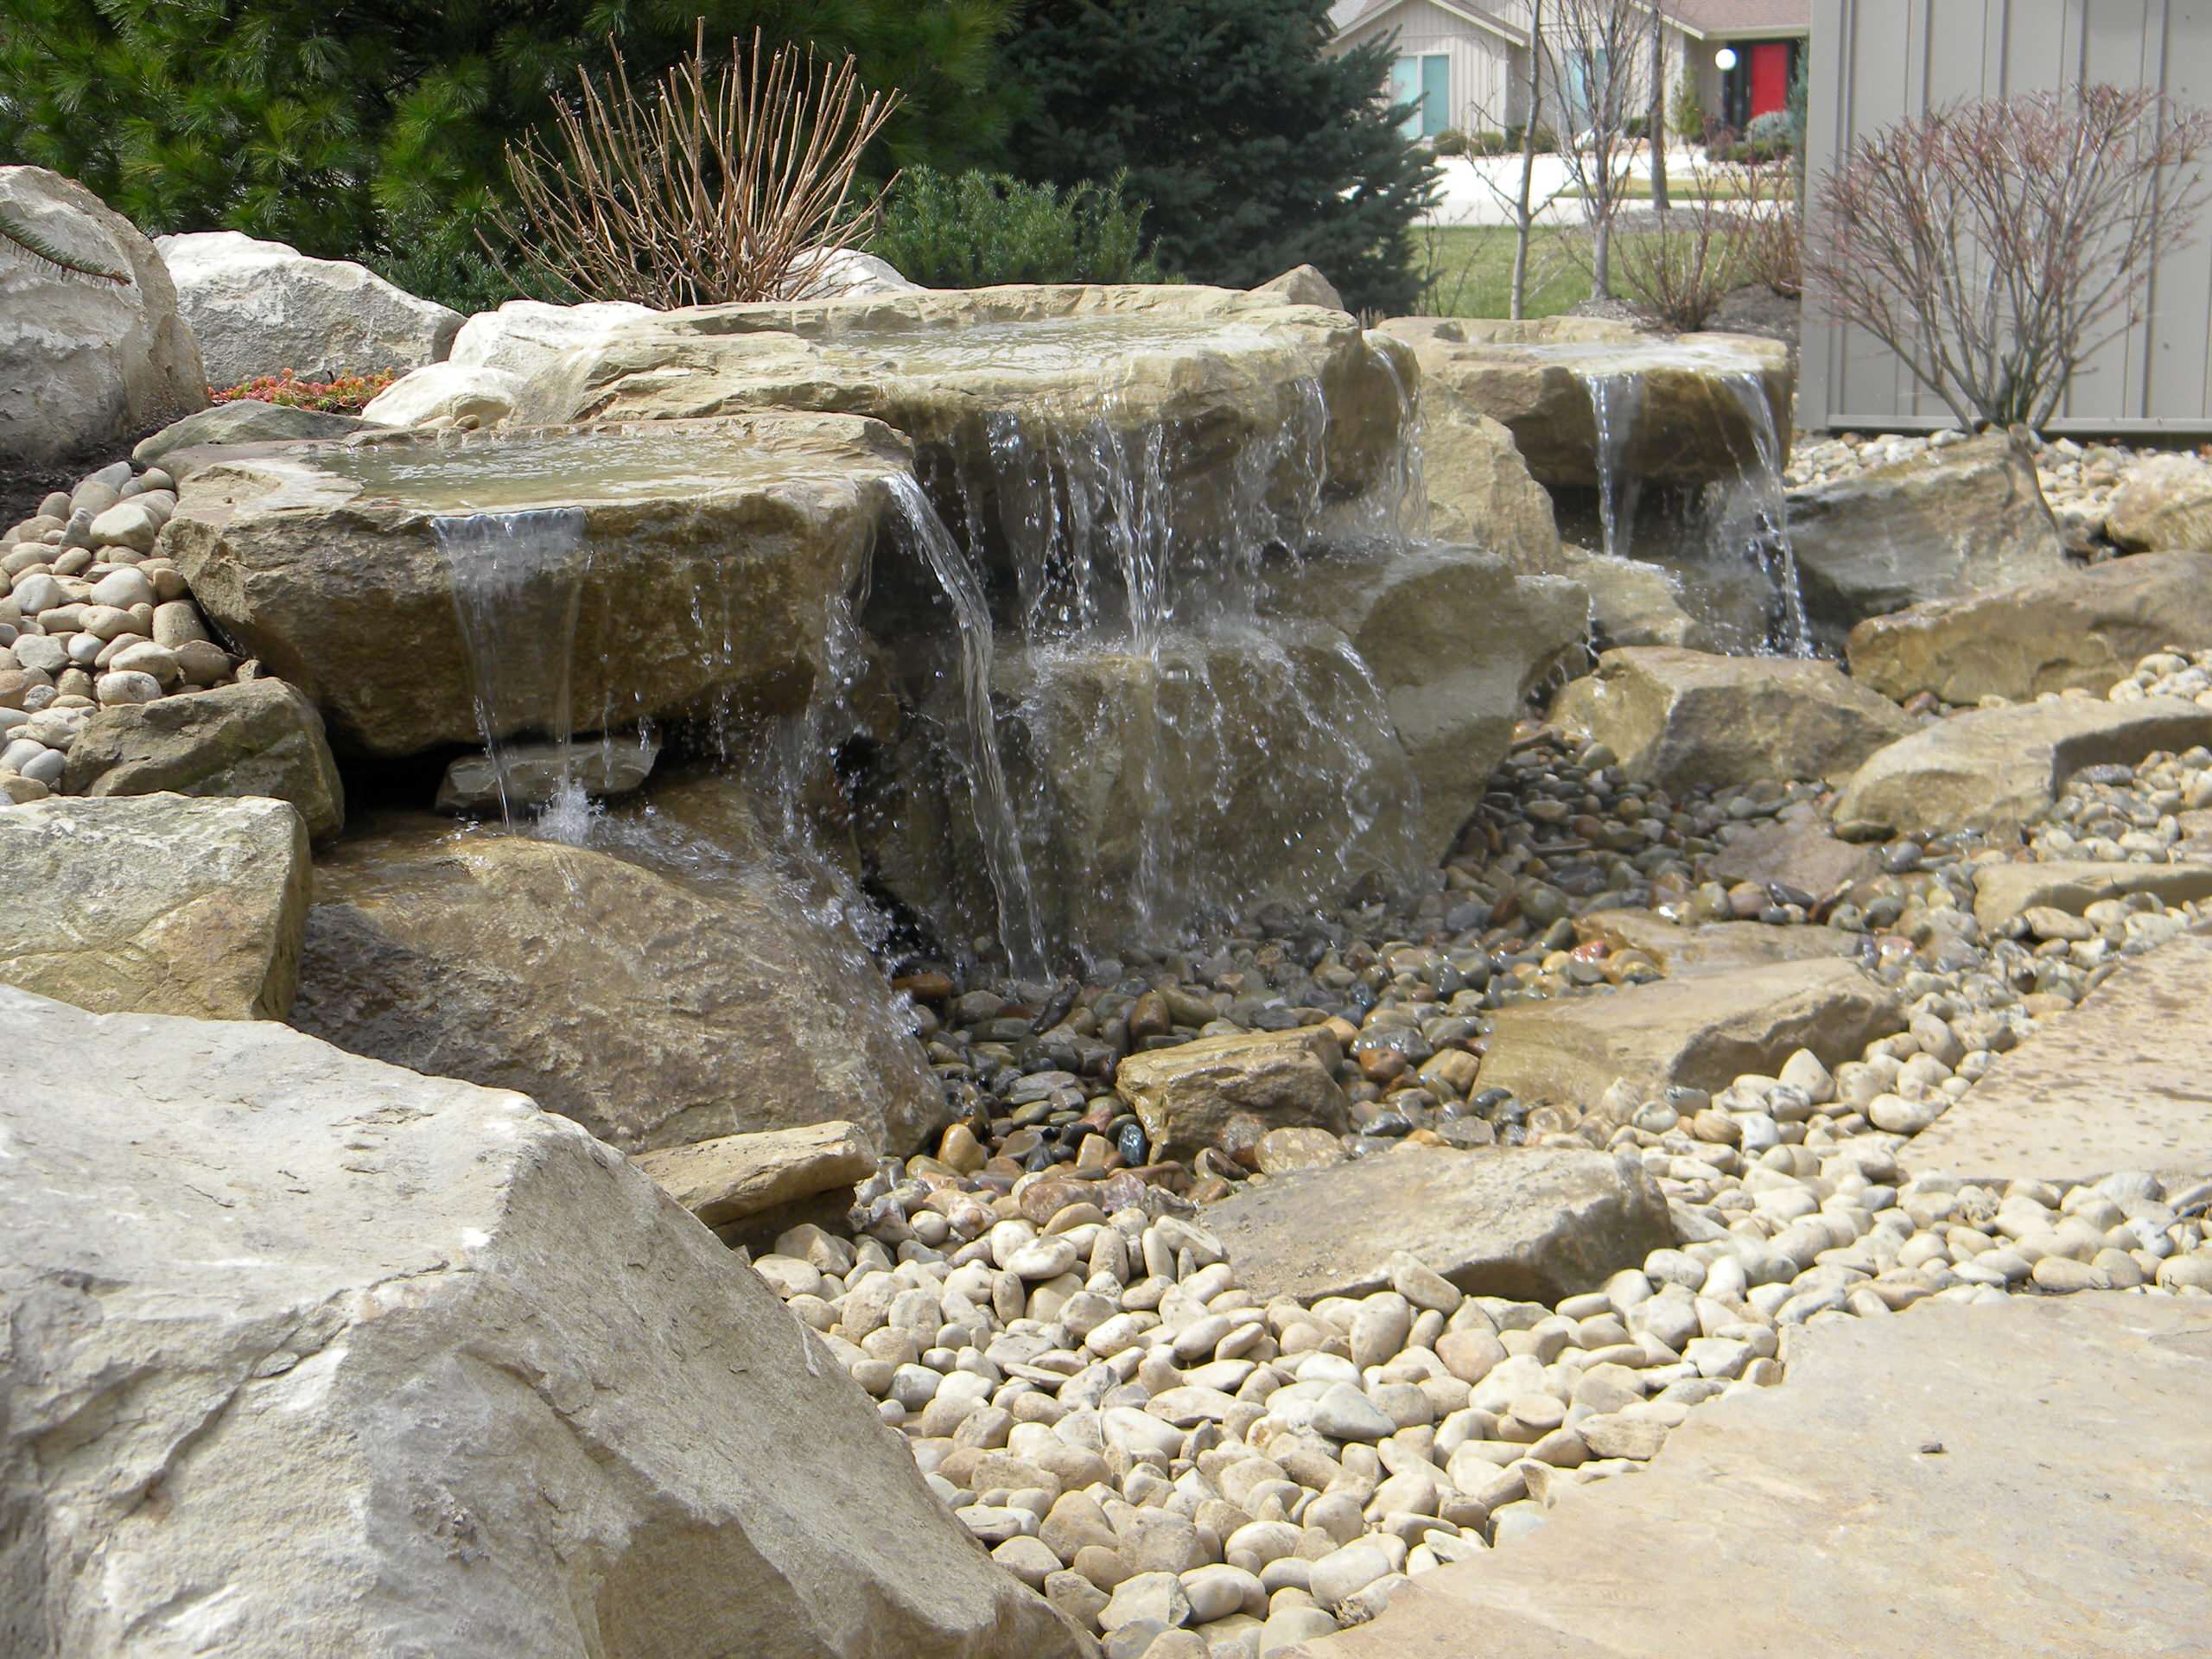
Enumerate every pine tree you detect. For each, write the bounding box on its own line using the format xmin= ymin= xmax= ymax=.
xmin=997 ymin=0 xmax=1437 ymax=315
xmin=0 ymin=0 xmax=1014 ymax=276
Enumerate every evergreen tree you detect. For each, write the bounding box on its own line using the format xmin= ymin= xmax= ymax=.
xmin=998 ymin=0 xmax=1436 ymax=315
xmin=0 ymin=0 xmax=1014 ymax=270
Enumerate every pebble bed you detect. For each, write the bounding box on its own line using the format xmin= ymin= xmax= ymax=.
xmin=0 ymin=457 xmax=244 ymax=803
xmin=747 ymin=648 xmax=2212 ymax=1659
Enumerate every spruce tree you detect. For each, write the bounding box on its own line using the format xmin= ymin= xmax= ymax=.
xmin=998 ymin=0 xmax=1436 ymax=315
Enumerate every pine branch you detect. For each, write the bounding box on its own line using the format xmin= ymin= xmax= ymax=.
xmin=0 ymin=207 xmax=129 ymax=283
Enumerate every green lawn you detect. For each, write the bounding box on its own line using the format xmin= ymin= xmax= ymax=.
xmin=1559 ymin=174 xmax=1760 ymax=201
xmin=1411 ymin=225 xmax=1590 ymax=319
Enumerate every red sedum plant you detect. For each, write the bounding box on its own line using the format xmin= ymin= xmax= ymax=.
xmin=209 ymin=367 xmax=397 ymax=413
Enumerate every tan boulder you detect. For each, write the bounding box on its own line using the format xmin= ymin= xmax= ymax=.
xmin=289 ymin=817 xmax=946 ymax=1155
xmin=163 ymin=413 xmax=911 ymax=757
xmin=1847 ymin=551 xmax=2212 ymax=704
xmin=1832 ymin=696 xmax=2212 ymax=839
xmin=1478 ymin=958 xmax=1904 ymax=1116
xmin=1572 ymin=909 xmax=1859 ymax=974
xmin=1115 ymin=1027 xmax=1349 ymax=1163
xmin=1406 ymin=387 xmax=1563 ymax=570
xmin=1552 ymin=646 xmax=1914 ymax=793
xmin=1560 ymin=550 xmax=1732 ymax=651
xmin=632 ymin=1120 xmax=877 ymax=1229
xmin=1371 ymin=315 xmax=1791 ymax=489
xmin=2106 ymin=453 xmax=2212 ymax=551
xmin=1786 ymin=432 xmax=2066 ymax=640
xmin=1970 ymin=859 xmax=2212 ymax=931
xmin=0 ymin=793 xmax=308 ymax=1020
xmin=1253 ymin=264 xmax=1346 ymax=311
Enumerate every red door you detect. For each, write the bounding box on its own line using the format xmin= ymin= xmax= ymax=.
xmin=1750 ymin=42 xmax=1790 ymax=118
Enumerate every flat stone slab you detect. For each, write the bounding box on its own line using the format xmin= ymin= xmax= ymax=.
xmin=1201 ymin=1144 xmax=1673 ymax=1306
xmin=1478 ymin=958 xmax=1904 ymax=1115
xmin=1293 ymin=1295 xmax=2212 ymax=1658
xmin=1705 ymin=815 xmax=1883 ymax=897
xmin=1833 ymin=695 xmax=2212 ymax=839
xmin=1572 ymin=908 xmax=1859 ymax=974
xmin=1904 ymin=932 xmax=2212 ymax=1183
xmin=1970 ymin=858 xmax=2212 ymax=931
xmin=632 ymin=1119 xmax=875 ymax=1228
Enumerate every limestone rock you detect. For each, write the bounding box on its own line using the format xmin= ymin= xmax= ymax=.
xmin=0 ymin=793 xmax=308 ymax=1020
xmin=784 ymin=248 xmax=923 ymax=300
xmin=290 ymin=817 xmax=947 ymax=1155
xmin=447 ymin=297 xmax=658 ymax=379
xmin=164 ymin=413 xmax=912 ymax=757
xmin=359 ymin=359 xmax=524 ymax=428
xmin=513 ymin=285 xmax=1414 ymax=511
xmin=156 ymin=229 xmax=462 ymax=384
xmin=1705 ymin=817 xmax=1882 ymax=898
xmin=1370 ymin=315 xmax=1791 ymax=488
xmin=1904 ymin=933 xmax=2212 ymax=1184
xmin=1847 ymin=551 xmax=2212 ymax=704
xmin=1560 ymin=550 xmax=1726 ymax=651
xmin=1296 ymin=1297 xmax=2212 ymax=1659
xmin=0 ymin=166 xmax=207 ymax=467
xmin=130 ymin=398 xmax=382 ymax=471
xmin=1786 ymin=433 xmax=2067 ymax=642
xmin=632 ymin=1120 xmax=877 ymax=1228
xmin=1254 ymin=264 xmax=1345 ymax=310
xmin=1264 ymin=542 xmax=1587 ymax=853
xmin=1115 ymin=1027 xmax=1350 ymax=1163
xmin=1201 ymin=1145 xmax=1673 ymax=1305
xmin=1971 ymin=859 xmax=2212 ymax=931
xmin=0 ymin=985 xmax=1082 ymax=1659
xmin=62 ymin=677 xmax=344 ymax=842
xmin=1552 ymin=646 xmax=1913 ymax=793
xmin=1478 ymin=958 xmax=1904 ymax=1115
xmin=435 ymin=732 xmax=659 ymax=815
xmin=1832 ymin=696 xmax=2212 ymax=839
xmin=1403 ymin=387 xmax=1563 ymax=571
xmin=2106 ymin=453 xmax=2212 ymax=551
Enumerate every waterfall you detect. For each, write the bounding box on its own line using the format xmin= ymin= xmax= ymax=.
xmin=1718 ymin=372 xmax=1813 ymax=657
xmin=886 ymin=474 xmax=1050 ymax=980
xmin=431 ymin=508 xmax=591 ymax=836
xmin=1580 ymin=372 xmax=1644 ymax=561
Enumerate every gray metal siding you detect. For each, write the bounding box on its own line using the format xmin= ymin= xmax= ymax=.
xmin=1802 ymin=0 xmax=2212 ymax=434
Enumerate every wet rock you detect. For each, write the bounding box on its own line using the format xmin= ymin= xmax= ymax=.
xmin=132 ymin=398 xmax=382 ymax=471
xmin=1401 ymin=394 xmax=1563 ymax=571
xmin=1115 ymin=1027 xmax=1350 ymax=1163
xmin=435 ymin=731 xmax=659 ymax=815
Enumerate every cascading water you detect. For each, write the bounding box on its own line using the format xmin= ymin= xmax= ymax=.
xmin=1717 ymin=373 xmax=1814 ymax=656
xmin=1580 ymin=372 xmax=1646 ymax=561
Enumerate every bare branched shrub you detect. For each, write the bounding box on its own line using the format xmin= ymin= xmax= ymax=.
xmin=492 ymin=26 xmax=900 ymax=308
xmin=1808 ymin=84 xmax=2212 ymax=429
xmin=1738 ymin=162 xmax=1802 ymax=299
xmin=1608 ymin=164 xmax=1750 ymax=332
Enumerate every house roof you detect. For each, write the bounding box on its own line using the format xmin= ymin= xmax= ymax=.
xmin=1330 ymin=0 xmax=1529 ymax=47
xmin=1661 ymin=1 xmax=1811 ymax=40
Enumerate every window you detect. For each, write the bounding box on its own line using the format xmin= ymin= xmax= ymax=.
xmin=1392 ymin=53 xmax=1451 ymax=138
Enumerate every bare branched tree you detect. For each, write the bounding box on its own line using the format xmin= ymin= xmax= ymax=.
xmin=1539 ymin=0 xmax=1659 ymax=298
xmin=492 ymin=25 xmax=901 ymax=309
xmin=1808 ymin=84 xmax=2212 ymax=429
xmin=1646 ymin=3 xmax=1670 ymax=213
xmin=1510 ymin=0 xmax=1548 ymax=317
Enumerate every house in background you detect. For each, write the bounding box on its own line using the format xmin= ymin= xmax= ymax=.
xmin=1325 ymin=1 xmax=1808 ymax=142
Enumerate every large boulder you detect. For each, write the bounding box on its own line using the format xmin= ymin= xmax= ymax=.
xmin=0 ymin=792 xmax=308 ymax=1020
xmin=0 ymin=985 xmax=1082 ymax=1659
xmin=1253 ymin=264 xmax=1345 ymax=311
xmin=0 ymin=167 xmax=207 ymax=467
xmin=1784 ymin=433 xmax=2067 ymax=641
xmin=1561 ymin=550 xmax=1730 ymax=652
xmin=1847 ymin=551 xmax=2212 ymax=704
xmin=1264 ymin=542 xmax=1587 ymax=853
xmin=358 ymin=359 xmax=524 ymax=429
xmin=154 ymin=229 xmax=461 ymax=384
xmin=512 ymin=285 xmax=1415 ymax=518
xmin=447 ymin=297 xmax=659 ymax=379
xmin=1478 ymin=959 xmax=1905 ymax=1116
xmin=1551 ymin=646 xmax=1914 ymax=793
xmin=289 ymin=817 xmax=947 ymax=1156
xmin=162 ymin=412 xmax=912 ymax=757
xmin=2106 ymin=453 xmax=2212 ymax=551
xmin=785 ymin=248 xmax=924 ymax=300
xmin=1832 ymin=696 xmax=2212 ymax=839
xmin=1202 ymin=1144 xmax=1674 ymax=1305
xmin=1114 ymin=1027 xmax=1351 ymax=1162
xmin=1370 ymin=315 xmax=1791 ymax=489
xmin=1299 ymin=1297 xmax=2212 ymax=1659
xmin=1405 ymin=390 xmax=1563 ymax=569
xmin=62 ymin=677 xmax=345 ymax=841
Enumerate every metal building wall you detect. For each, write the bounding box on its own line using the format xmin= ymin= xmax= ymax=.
xmin=1800 ymin=0 xmax=2212 ymax=435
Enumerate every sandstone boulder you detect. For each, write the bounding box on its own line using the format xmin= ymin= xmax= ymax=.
xmin=0 ymin=793 xmax=308 ymax=1019
xmin=359 ymin=359 xmax=524 ymax=428
xmin=1254 ymin=265 xmax=1346 ymax=310
xmin=163 ymin=413 xmax=911 ymax=757
xmin=0 ymin=985 xmax=1081 ymax=1659
xmin=2106 ymin=453 xmax=2212 ymax=551
xmin=131 ymin=398 xmax=382 ymax=470
xmin=290 ymin=818 xmax=946 ymax=1155
xmin=1572 ymin=909 xmax=1860 ymax=974
xmin=1202 ymin=1144 xmax=1673 ymax=1305
xmin=156 ymin=229 xmax=461 ymax=384
xmin=632 ymin=1119 xmax=878 ymax=1229
xmin=1970 ymin=858 xmax=2212 ymax=931
xmin=1404 ymin=387 xmax=1563 ymax=569
xmin=1371 ymin=315 xmax=1791 ymax=489
xmin=1847 ymin=551 xmax=2212 ymax=704
xmin=447 ymin=297 xmax=658 ymax=379
xmin=1552 ymin=646 xmax=1913 ymax=793
xmin=1478 ymin=958 xmax=1904 ymax=1115
xmin=1785 ymin=433 xmax=2066 ymax=641
xmin=1561 ymin=550 xmax=1727 ymax=651
xmin=1832 ymin=696 xmax=2212 ymax=839
xmin=0 ymin=166 xmax=207 ymax=467
xmin=1115 ymin=1027 xmax=1350 ymax=1163
xmin=62 ymin=677 xmax=344 ymax=841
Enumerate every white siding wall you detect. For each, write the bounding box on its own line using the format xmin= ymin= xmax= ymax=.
xmin=1334 ymin=2 xmax=1526 ymax=132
